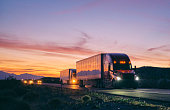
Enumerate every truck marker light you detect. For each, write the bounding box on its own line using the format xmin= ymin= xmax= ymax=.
xmin=114 ymin=61 xmax=117 ymax=64
xmin=120 ymin=61 xmax=126 ymax=64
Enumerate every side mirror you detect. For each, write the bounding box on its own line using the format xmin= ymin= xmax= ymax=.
xmin=108 ymin=64 xmax=111 ymax=71
xmin=134 ymin=66 xmax=136 ymax=71
xmin=109 ymin=63 xmax=114 ymax=72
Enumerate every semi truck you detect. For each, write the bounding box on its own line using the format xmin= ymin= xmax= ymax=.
xmin=76 ymin=53 xmax=139 ymax=88
xmin=60 ymin=69 xmax=77 ymax=84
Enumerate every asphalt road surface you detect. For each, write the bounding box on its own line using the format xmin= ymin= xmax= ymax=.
xmin=97 ymin=89 xmax=170 ymax=102
xmin=43 ymin=83 xmax=170 ymax=102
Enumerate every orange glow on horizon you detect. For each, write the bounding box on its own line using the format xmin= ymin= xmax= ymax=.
xmin=0 ymin=0 xmax=170 ymax=78
xmin=0 ymin=48 xmax=170 ymax=78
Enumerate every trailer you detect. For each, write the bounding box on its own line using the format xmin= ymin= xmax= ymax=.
xmin=60 ymin=69 xmax=77 ymax=84
xmin=76 ymin=53 xmax=139 ymax=88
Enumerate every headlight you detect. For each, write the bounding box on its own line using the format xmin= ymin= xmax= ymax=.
xmin=135 ymin=76 xmax=139 ymax=81
xmin=29 ymin=80 xmax=34 ymax=84
xmin=24 ymin=80 xmax=27 ymax=84
xmin=117 ymin=77 xmax=121 ymax=81
xmin=72 ymin=79 xmax=76 ymax=83
xmin=37 ymin=80 xmax=42 ymax=84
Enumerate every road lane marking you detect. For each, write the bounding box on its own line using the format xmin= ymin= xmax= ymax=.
xmin=137 ymin=90 xmax=170 ymax=95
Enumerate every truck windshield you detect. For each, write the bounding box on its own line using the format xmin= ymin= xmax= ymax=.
xmin=113 ymin=63 xmax=132 ymax=70
xmin=72 ymin=72 xmax=76 ymax=78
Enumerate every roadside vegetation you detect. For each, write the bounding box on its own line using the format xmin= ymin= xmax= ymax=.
xmin=0 ymin=80 xmax=170 ymax=110
xmin=136 ymin=67 xmax=170 ymax=89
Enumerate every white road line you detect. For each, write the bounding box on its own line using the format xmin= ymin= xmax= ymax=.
xmin=136 ymin=90 xmax=170 ymax=95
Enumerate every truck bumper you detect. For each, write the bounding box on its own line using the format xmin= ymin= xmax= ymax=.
xmin=115 ymin=80 xmax=138 ymax=88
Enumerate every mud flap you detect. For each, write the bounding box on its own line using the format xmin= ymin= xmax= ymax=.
xmin=96 ymin=79 xmax=103 ymax=88
xmin=79 ymin=80 xmax=85 ymax=87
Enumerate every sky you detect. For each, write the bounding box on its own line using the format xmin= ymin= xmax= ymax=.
xmin=0 ymin=0 xmax=170 ymax=77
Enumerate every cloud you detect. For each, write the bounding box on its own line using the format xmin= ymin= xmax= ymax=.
xmin=147 ymin=45 xmax=170 ymax=52
xmin=54 ymin=0 xmax=108 ymax=15
xmin=0 ymin=59 xmax=25 ymax=63
xmin=130 ymin=56 xmax=147 ymax=61
xmin=76 ymin=31 xmax=91 ymax=46
xmin=0 ymin=33 xmax=99 ymax=56
xmin=1 ymin=68 xmax=47 ymax=73
xmin=147 ymin=45 xmax=167 ymax=51
xmin=40 ymin=52 xmax=81 ymax=59
xmin=26 ymin=65 xmax=57 ymax=69
xmin=37 ymin=73 xmax=58 ymax=77
xmin=130 ymin=54 xmax=170 ymax=63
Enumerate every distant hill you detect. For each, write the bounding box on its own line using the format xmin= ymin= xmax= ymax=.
xmin=41 ymin=77 xmax=60 ymax=83
xmin=0 ymin=71 xmax=44 ymax=80
xmin=136 ymin=66 xmax=170 ymax=79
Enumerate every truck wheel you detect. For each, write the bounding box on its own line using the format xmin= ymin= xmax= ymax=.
xmin=96 ymin=79 xmax=102 ymax=88
xmin=79 ymin=80 xmax=85 ymax=87
xmin=112 ymin=79 xmax=117 ymax=88
xmin=132 ymin=82 xmax=138 ymax=89
xmin=133 ymin=86 xmax=137 ymax=89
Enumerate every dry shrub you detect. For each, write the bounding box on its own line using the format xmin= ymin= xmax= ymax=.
xmin=23 ymin=92 xmax=39 ymax=102
xmin=81 ymin=95 xmax=91 ymax=103
xmin=0 ymin=96 xmax=30 ymax=110
xmin=48 ymin=98 xmax=65 ymax=109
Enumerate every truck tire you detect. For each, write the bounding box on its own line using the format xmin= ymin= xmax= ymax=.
xmin=112 ymin=79 xmax=117 ymax=88
xmin=132 ymin=82 xmax=138 ymax=89
xmin=79 ymin=80 xmax=85 ymax=87
xmin=96 ymin=79 xmax=103 ymax=88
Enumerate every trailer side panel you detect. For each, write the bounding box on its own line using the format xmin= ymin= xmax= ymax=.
xmin=60 ymin=69 xmax=70 ymax=83
xmin=76 ymin=54 xmax=102 ymax=80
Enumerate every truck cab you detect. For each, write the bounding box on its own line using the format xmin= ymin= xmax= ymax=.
xmin=104 ymin=54 xmax=139 ymax=88
xmin=76 ymin=53 xmax=139 ymax=88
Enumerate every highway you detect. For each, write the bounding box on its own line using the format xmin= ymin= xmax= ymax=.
xmin=97 ymin=89 xmax=170 ymax=102
xmin=42 ymin=83 xmax=170 ymax=102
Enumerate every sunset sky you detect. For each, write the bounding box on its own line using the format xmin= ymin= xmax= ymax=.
xmin=0 ymin=0 xmax=170 ymax=77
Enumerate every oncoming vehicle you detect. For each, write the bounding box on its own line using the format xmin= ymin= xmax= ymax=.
xmin=22 ymin=79 xmax=42 ymax=85
xmin=76 ymin=53 xmax=139 ymax=88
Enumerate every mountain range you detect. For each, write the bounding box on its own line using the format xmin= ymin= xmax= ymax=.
xmin=0 ymin=71 xmax=44 ymax=80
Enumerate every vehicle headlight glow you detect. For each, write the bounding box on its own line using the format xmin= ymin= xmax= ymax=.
xmin=72 ymin=79 xmax=76 ymax=83
xmin=29 ymin=80 xmax=34 ymax=84
xmin=24 ymin=80 xmax=27 ymax=84
xmin=117 ymin=77 xmax=121 ymax=81
xmin=37 ymin=80 xmax=42 ymax=84
xmin=135 ymin=76 xmax=139 ymax=81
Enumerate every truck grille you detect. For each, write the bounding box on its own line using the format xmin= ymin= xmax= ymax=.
xmin=122 ymin=74 xmax=134 ymax=80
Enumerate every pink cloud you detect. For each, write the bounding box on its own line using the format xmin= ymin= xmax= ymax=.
xmin=130 ymin=54 xmax=170 ymax=63
xmin=147 ymin=45 xmax=170 ymax=52
xmin=0 ymin=33 xmax=100 ymax=56
xmin=2 ymin=69 xmax=46 ymax=73
xmin=54 ymin=0 xmax=109 ymax=15
xmin=0 ymin=59 xmax=25 ymax=63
